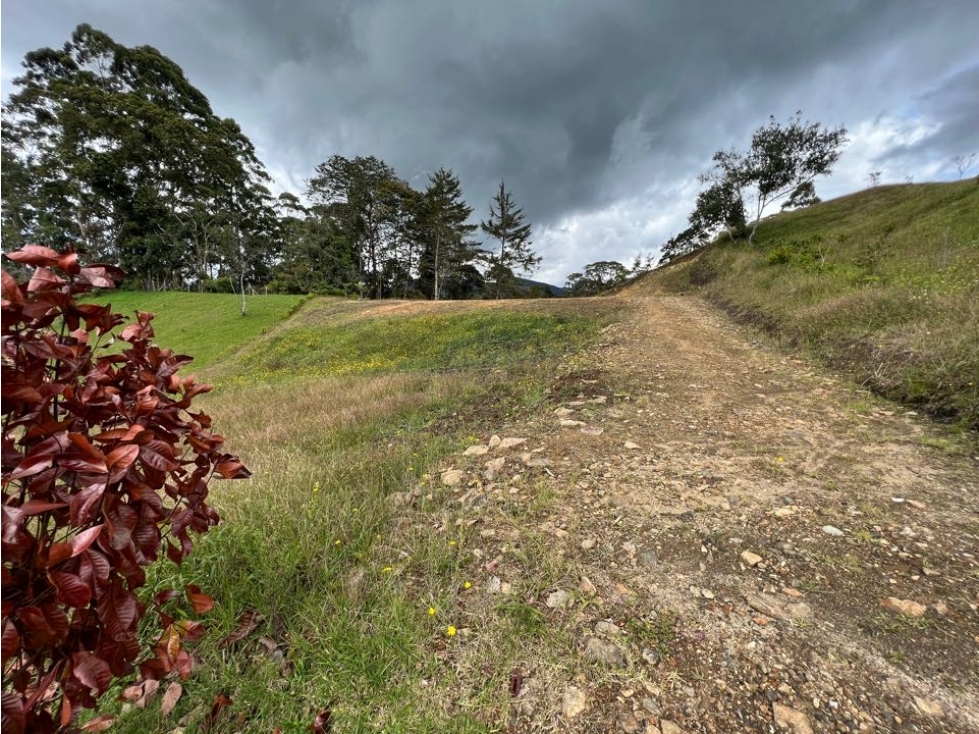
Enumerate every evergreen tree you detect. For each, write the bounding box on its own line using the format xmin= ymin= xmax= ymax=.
xmin=480 ymin=181 xmax=540 ymax=298
xmin=417 ymin=168 xmax=480 ymax=300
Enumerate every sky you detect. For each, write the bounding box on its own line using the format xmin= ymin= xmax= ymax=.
xmin=2 ymin=0 xmax=978 ymax=285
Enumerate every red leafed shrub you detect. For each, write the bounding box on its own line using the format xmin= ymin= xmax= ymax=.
xmin=1 ymin=245 xmax=250 ymax=732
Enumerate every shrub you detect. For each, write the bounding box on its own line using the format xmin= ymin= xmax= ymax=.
xmin=1 ymin=245 xmax=250 ymax=732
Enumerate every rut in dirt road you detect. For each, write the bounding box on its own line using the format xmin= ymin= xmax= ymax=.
xmin=429 ymin=292 xmax=979 ymax=734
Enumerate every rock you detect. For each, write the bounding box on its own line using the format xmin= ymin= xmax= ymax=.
xmin=554 ymin=407 xmax=574 ymax=417
xmin=773 ymin=507 xmax=797 ymax=518
xmin=624 ymin=441 xmax=641 ymax=450
xmin=821 ymin=525 xmax=845 ymax=537
xmin=912 ymin=697 xmax=944 ymax=718
xmin=484 ymin=457 xmax=506 ymax=480
xmin=498 ymin=437 xmax=527 ymax=450
xmin=595 ymin=620 xmax=622 ymax=636
xmin=882 ymin=597 xmax=927 ymax=618
xmin=740 ymin=551 xmax=764 ymax=567
xmin=488 ymin=434 xmax=502 ymax=449
xmin=524 ymin=457 xmax=551 ymax=468
xmin=441 ymin=469 xmax=465 ymax=486
xmin=784 ymin=602 xmax=812 ymax=620
xmin=579 ymin=576 xmax=597 ymax=597
xmin=581 ymin=426 xmax=604 ymax=435
xmin=639 ymin=548 xmax=658 ymax=567
xmin=746 ymin=594 xmax=789 ymax=621
xmin=772 ymin=702 xmax=814 ymax=733
xmin=487 ymin=577 xmax=502 ymax=594
xmin=906 ymin=499 xmax=926 ymax=510
xmin=581 ymin=538 xmax=597 ymax=550
xmin=562 ymin=686 xmax=587 ymax=718
xmin=781 ymin=587 xmax=805 ymax=599
xmin=660 ymin=721 xmax=685 ymax=734
xmin=463 ymin=444 xmax=489 ymax=456
xmin=559 ymin=419 xmax=586 ymax=427
xmin=933 ymin=601 xmax=949 ymax=615
xmin=642 ymin=648 xmax=662 ymax=665
xmin=620 ymin=714 xmax=641 ymax=733
xmin=546 ymin=590 xmax=571 ymax=609
xmin=679 ymin=510 xmax=695 ymax=522
xmin=587 ymin=395 xmax=608 ymax=404
xmin=582 ymin=637 xmax=628 ymax=668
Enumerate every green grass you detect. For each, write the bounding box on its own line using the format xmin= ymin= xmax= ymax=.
xmin=92 ymin=291 xmax=308 ymax=369
xmin=93 ymin=296 xmax=618 ymax=733
xmin=642 ymin=181 xmax=979 ymax=431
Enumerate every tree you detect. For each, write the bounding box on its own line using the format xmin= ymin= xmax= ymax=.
xmin=953 ymin=153 xmax=976 ymax=180
xmin=1 ymin=24 xmax=272 ymax=289
xmin=416 ymin=168 xmax=480 ymax=300
xmin=657 ymin=226 xmax=707 ymax=266
xmin=306 ymin=155 xmax=408 ymax=299
xmin=565 ymin=260 xmax=630 ymax=297
xmin=780 ymin=180 xmax=821 ymax=211
xmin=689 ymin=180 xmax=746 ymax=241
xmin=703 ymin=113 xmax=847 ymax=244
xmin=480 ymin=182 xmax=540 ymax=298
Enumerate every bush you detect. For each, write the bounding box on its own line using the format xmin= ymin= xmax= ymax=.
xmin=1 ymin=245 xmax=250 ymax=732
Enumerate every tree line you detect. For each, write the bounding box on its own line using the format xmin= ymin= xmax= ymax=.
xmin=1 ymin=25 xmax=541 ymax=300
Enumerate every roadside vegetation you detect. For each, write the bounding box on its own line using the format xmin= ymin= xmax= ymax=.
xmin=641 ymin=180 xmax=979 ymax=431
xmin=99 ymin=295 xmax=621 ymax=732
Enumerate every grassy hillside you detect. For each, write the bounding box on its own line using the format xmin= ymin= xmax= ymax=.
xmin=94 ymin=291 xmax=308 ymax=369
xmin=639 ymin=180 xmax=979 ymax=431
xmin=98 ymin=295 xmax=622 ymax=733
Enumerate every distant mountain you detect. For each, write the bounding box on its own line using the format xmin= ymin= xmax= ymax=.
xmin=514 ymin=277 xmax=565 ymax=297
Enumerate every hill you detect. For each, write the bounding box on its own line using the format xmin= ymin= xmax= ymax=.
xmin=634 ymin=180 xmax=979 ymax=430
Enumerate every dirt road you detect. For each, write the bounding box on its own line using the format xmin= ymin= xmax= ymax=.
xmin=431 ymin=292 xmax=978 ymax=733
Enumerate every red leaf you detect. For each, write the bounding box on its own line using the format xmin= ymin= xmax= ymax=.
xmin=185 ymin=584 xmax=215 ymax=615
xmin=70 ymin=526 xmax=105 ymax=557
xmin=1 ymin=268 xmax=25 ymax=305
xmin=1 ymin=384 xmax=41 ymax=402
xmin=78 ymin=266 xmax=118 ymax=289
xmin=81 ymin=714 xmax=115 ymax=731
xmin=1 ymin=619 xmax=21 ymax=666
xmin=140 ymin=445 xmax=178 ymax=472
xmin=27 ymin=266 xmax=65 ymax=293
xmin=310 ymin=708 xmax=333 ymax=734
xmin=218 ymin=610 xmax=259 ymax=648
xmin=105 ymin=444 xmax=138 ymax=471
xmin=160 ymin=681 xmax=182 ymax=716
xmin=214 ymin=458 xmax=251 ymax=479
xmin=7 ymin=454 xmax=54 ymax=480
xmin=72 ymin=651 xmax=112 ymax=693
xmin=202 ymin=693 xmax=232 ymax=734
xmin=4 ymin=244 xmax=61 ymax=267
xmin=50 ymin=571 xmax=92 ymax=608
xmin=19 ymin=500 xmax=68 ymax=516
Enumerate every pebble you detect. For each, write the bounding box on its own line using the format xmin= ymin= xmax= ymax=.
xmin=463 ymin=444 xmax=489 ymax=456
xmin=488 ymin=434 xmax=502 ymax=449
xmin=624 ymin=441 xmax=641 ymax=450
xmin=740 ymin=550 xmax=764 ymax=567
xmin=546 ymin=590 xmax=571 ymax=609
xmin=554 ymin=407 xmax=574 ymax=417
xmin=773 ymin=507 xmax=797 ymax=518
xmin=595 ymin=620 xmax=622 ymax=636
xmin=772 ymin=702 xmax=814 ymax=733
xmin=581 ymin=538 xmax=597 ymax=550
xmin=441 ymin=469 xmax=465 ymax=486
xmin=912 ymin=697 xmax=944 ymax=718
xmin=582 ymin=637 xmax=628 ymax=667
xmin=581 ymin=426 xmax=605 ymax=435
xmin=579 ymin=576 xmax=597 ymax=597
xmin=560 ymin=419 xmax=586 ymax=427
xmin=620 ymin=714 xmax=641 ymax=733
xmin=642 ymin=648 xmax=662 ymax=666
xmin=821 ymin=525 xmax=845 ymax=537
xmin=659 ymin=721 xmax=684 ymax=734
xmin=562 ymin=686 xmax=587 ymax=718
xmin=498 ymin=437 xmax=527 ymax=450
xmin=881 ymin=597 xmax=927 ymax=618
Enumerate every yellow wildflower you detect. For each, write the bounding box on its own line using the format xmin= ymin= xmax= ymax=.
xmin=446 ymin=625 xmax=457 ymax=637
xmin=463 ymin=581 xmax=472 ymax=589
xmin=428 ymin=607 xmax=436 ymax=616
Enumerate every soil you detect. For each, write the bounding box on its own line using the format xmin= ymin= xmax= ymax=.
xmin=426 ymin=290 xmax=978 ymax=733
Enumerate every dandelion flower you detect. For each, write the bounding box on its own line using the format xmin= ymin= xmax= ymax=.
xmin=334 ymin=539 xmax=342 ymax=546
xmin=463 ymin=581 xmax=472 ymax=589
xmin=777 ymin=456 xmax=785 ymax=463
xmin=428 ymin=607 xmax=436 ymax=616
xmin=449 ymin=540 xmax=457 ymax=547
xmin=382 ymin=566 xmax=393 ymax=572
xmin=446 ymin=625 xmax=457 ymax=637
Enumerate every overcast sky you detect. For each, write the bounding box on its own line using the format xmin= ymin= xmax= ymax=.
xmin=3 ymin=0 xmax=978 ymax=284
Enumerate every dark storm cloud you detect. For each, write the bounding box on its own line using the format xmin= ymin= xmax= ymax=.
xmin=3 ymin=0 xmax=978 ymax=281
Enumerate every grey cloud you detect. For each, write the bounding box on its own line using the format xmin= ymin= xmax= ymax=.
xmin=3 ymin=0 xmax=979 ymax=280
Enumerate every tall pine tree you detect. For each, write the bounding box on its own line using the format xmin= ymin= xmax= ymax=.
xmin=480 ymin=181 xmax=540 ymax=298
xmin=418 ymin=168 xmax=479 ymax=300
